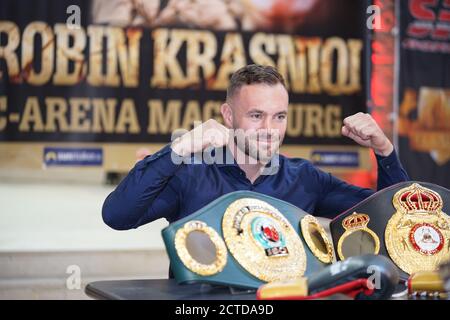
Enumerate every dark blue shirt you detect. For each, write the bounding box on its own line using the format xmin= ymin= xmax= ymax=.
xmin=102 ymin=144 xmax=409 ymax=230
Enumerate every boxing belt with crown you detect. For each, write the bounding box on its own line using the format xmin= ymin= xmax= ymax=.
xmin=330 ymin=181 xmax=450 ymax=280
xmin=162 ymin=191 xmax=335 ymax=289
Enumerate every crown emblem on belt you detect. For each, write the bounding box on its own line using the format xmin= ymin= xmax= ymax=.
xmin=394 ymin=183 xmax=443 ymax=214
xmin=342 ymin=213 xmax=370 ymax=230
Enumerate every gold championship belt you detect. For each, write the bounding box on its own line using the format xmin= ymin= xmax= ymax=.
xmin=162 ymin=191 xmax=334 ymax=289
xmin=330 ymin=182 xmax=450 ymax=279
xmin=385 ymin=183 xmax=450 ymax=275
xmin=222 ymin=198 xmax=307 ymax=282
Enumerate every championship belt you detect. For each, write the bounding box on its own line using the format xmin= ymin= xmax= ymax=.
xmin=162 ymin=191 xmax=335 ymax=289
xmin=330 ymin=182 xmax=450 ymax=280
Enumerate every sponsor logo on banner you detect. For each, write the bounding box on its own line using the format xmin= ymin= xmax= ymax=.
xmin=43 ymin=147 xmax=103 ymax=166
xmin=310 ymin=151 xmax=359 ymax=167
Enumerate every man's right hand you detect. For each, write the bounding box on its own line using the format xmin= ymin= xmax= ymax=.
xmin=171 ymin=119 xmax=231 ymax=157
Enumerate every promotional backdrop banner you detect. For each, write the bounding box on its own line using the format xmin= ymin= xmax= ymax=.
xmin=0 ymin=0 xmax=368 ymax=172
xmin=398 ymin=0 xmax=450 ymax=188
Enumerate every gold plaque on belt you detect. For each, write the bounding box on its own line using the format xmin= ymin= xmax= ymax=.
xmin=385 ymin=183 xmax=450 ymax=274
xmin=222 ymin=198 xmax=306 ymax=282
xmin=300 ymin=215 xmax=334 ymax=264
xmin=175 ymin=220 xmax=228 ymax=276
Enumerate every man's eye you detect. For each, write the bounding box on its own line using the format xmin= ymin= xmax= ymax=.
xmin=250 ymin=113 xmax=262 ymax=119
xmin=277 ymin=114 xmax=286 ymax=120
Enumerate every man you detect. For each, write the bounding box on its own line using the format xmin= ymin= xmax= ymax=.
xmin=102 ymin=64 xmax=409 ymax=230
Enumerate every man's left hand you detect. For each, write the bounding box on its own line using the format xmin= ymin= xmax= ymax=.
xmin=342 ymin=112 xmax=394 ymax=157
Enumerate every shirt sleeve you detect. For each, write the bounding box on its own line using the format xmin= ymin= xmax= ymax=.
xmin=375 ymin=149 xmax=410 ymax=190
xmin=314 ymin=149 xmax=410 ymax=219
xmin=102 ymin=144 xmax=183 ymax=230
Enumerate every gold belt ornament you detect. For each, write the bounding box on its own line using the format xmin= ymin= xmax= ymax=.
xmin=174 ymin=220 xmax=228 ymax=276
xmin=222 ymin=198 xmax=307 ymax=282
xmin=337 ymin=212 xmax=380 ymax=260
xmin=300 ymin=215 xmax=334 ymax=264
xmin=385 ymin=183 xmax=450 ymax=275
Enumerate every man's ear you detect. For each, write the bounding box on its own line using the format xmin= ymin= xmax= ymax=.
xmin=220 ymin=103 xmax=233 ymax=128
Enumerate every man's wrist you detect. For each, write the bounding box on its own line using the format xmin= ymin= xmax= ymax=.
xmin=373 ymin=141 xmax=394 ymax=157
xmin=171 ymin=137 xmax=187 ymax=157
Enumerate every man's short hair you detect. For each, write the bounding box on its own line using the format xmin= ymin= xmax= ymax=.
xmin=226 ymin=64 xmax=286 ymax=103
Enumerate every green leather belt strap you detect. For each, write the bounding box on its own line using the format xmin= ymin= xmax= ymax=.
xmin=162 ymin=190 xmax=332 ymax=289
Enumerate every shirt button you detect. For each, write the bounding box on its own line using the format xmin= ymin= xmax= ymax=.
xmin=386 ymin=165 xmax=391 ymax=169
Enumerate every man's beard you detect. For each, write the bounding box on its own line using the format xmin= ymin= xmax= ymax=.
xmin=234 ymin=131 xmax=282 ymax=164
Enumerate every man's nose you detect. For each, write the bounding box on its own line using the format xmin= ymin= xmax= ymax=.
xmin=261 ymin=117 xmax=273 ymax=131
xmin=259 ymin=120 xmax=278 ymax=138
